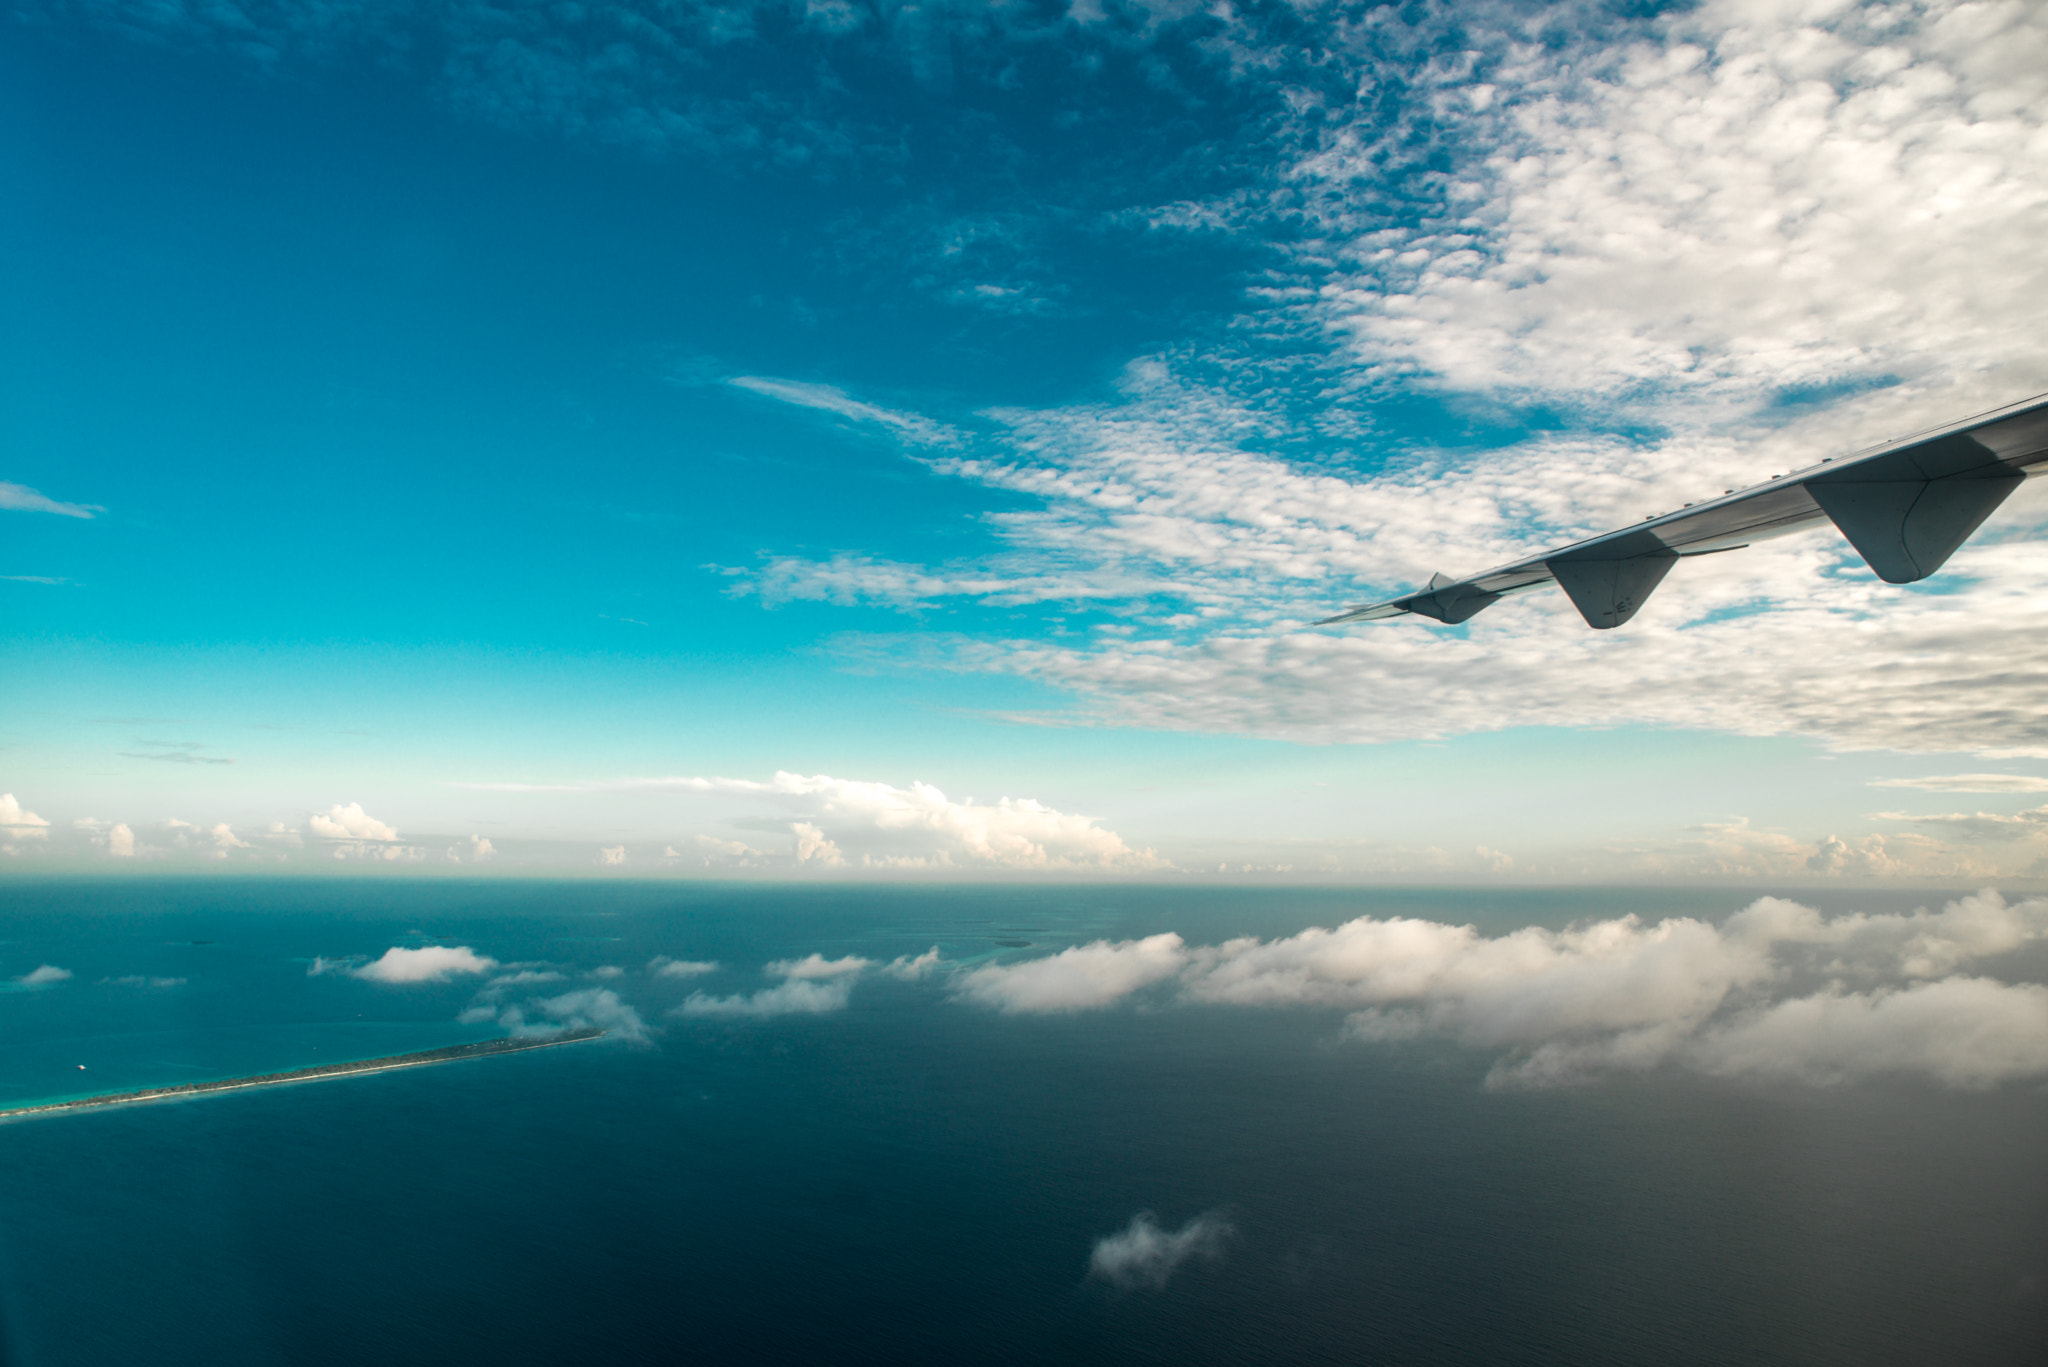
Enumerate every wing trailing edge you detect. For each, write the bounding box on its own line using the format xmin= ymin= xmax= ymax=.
xmin=1317 ymin=393 xmax=2048 ymax=631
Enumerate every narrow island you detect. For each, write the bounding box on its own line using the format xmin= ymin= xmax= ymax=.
xmin=0 ymin=1027 xmax=608 ymax=1122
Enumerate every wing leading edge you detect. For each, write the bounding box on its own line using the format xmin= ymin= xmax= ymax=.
xmin=1318 ymin=393 xmax=2048 ymax=631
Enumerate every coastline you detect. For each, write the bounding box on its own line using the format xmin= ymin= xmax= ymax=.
xmin=0 ymin=1028 xmax=608 ymax=1122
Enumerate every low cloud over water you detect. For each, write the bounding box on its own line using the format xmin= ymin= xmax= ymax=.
xmin=958 ymin=891 xmax=2048 ymax=1089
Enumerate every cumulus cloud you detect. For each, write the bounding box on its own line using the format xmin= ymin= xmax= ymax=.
xmin=496 ymin=987 xmax=649 ymax=1044
xmin=489 ymin=970 xmax=565 ymax=987
xmin=1689 ymin=978 xmax=2048 ymax=1089
xmin=142 ymin=819 xmax=254 ymax=859
xmin=1087 ymin=1212 xmax=1234 ymax=1290
xmin=674 ymin=977 xmax=856 ymax=1019
xmin=458 ymin=771 xmax=1164 ymax=871
xmin=15 ymin=965 xmax=72 ymax=986
xmin=675 ymin=951 xmax=874 ymax=1017
xmin=650 ymin=957 xmax=720 ymax=978
xmin=103 ymin=823 xmax=136 ymax=858
xmin=597 ymin=845 xmax=627 ymax=867
xmin=957 ymin=933 xmax=1188 ymax=1013
xmin=764 ymin=953 xmax=872 ymax=979
xmin=790 ymin=822 xmax=842 ymax=866
xmin=352 ymin=945 xmax=499 ymax=984
xmin=886 ymin=947 xmax=943 ymax=979
xmin=0 ymin=794 xmax=50 ymax=841
xmin=309 ymin=802 xmax=399 ymax=842
xmin=957 ymin=892 xmax=2048 ymax=1088
xmin=448 ymin=834 xmax=496 ymax=863
xmin=206 ymin=823 xmax=250 ymax=855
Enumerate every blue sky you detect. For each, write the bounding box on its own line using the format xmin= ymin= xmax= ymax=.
xmin=7 ymin=0 xmax=2048 ymax=879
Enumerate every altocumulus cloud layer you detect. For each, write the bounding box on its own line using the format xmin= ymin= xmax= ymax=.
xmin=957 ymin=891 xmax=2048 ymax=1088
xmin=718 ymin=0 xmax=2048 ymax=760
xmin=15 ymin=0 xmax=2048 ymax=884
xmin=33 ymin=0 xmax=2048 ymax=768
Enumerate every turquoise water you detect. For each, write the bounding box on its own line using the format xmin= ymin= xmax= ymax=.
xmin=0 ymin=879 xmax=2042 ymax=1365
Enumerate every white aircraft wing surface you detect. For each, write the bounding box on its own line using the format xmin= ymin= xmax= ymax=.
xmin=1318 ymin=393 xmax=2048 ymax=630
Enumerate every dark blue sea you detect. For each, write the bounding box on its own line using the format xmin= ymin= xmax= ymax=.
xmin=0 ymin=880 xmax=2042 ymax=1366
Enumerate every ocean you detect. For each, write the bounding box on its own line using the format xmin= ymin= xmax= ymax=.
xmin=0 ymin=880 xmax=2042 ymax=1365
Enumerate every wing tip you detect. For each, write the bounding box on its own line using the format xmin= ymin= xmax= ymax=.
xmin=1315 ymin=602 xmax=1408 ymax=626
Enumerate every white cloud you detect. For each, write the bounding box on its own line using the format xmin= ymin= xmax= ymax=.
xmin=1087 ymin=1212 xmax=1233 ymax=1290
xmin=674 ymin=977 xmax=855 ymax=1019
xmin=726 ymin=375 xmax=956 ymax=446
xmin=1869 ymin=805 xmax=2048 ymax=846
xmin=497 ymin=987 xmax=649 ymax=1044
xmin=650 ymin=957 xmax=720 ymax=978
xmin=738 ymin=552 xmax=1163 ymax=612
xmin=489 ymin=970 xmax=565 ymax=987
xmin=1306 ymin=0 xmax=2048 ymax=418
xmin=353 ymin=945 xmax=499 ymax=984
xmin=1771 ymin=887 xmax=2048 ymax=979
xmin=765 ymin=953 xmax=872 ymax=979
xmin=459 ymin=770 xmax=1164 ymax=871
xmin=16 ymin=965 xmax=71 ymax=986
xmin=104 ymin=823 xmax=136 ymax=858
xmin=597 ymin=845 xmax=627 ymax=866
xmin=447 ymin=834 xmax=496 ymax=863
xmin=1688 ymin=977 xmax=2048 ymax=1089
xmin=673 ymin=949 xmax=875 ymax=1014
xmin=790 ymin=822 xmax=843 ymax=866
xmin=131 ymin=819 xmax=256 ymax=860
xmin=309 ymin=802 xmax=399 ymax=842
xmin=0 ymin=794 xmax=50 ymax=840
xmin=955 ymin=891 xmax=2048 ymax=1088
xmin=688 ymin=835 xmax=769 ymax=862
xmin=695 ymin=2 xmax=2048 ymax=762
xmin=1803 ymin=833 xmax=1911 ymax=877
xmin=886 ymin=947 xmax=943 ymax=979
xmin=207 ymin=823 xmax=250 ymax=855
xmin=0 ymin=481 xmax=96 ymax=518
xmin=889 ymin=532 xmax=2048 ymax=757
xmin=958 ymin=933 xmax=1188 ymax=1013
xmin=331 ymin=841 xmax=426 ymax=864
xmin=1871 ymin=775 xmax=2048 ymax=793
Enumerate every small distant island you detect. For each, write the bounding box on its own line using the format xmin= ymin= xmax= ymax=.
xmin=0 ymin=1028 xmax=607 ymax=1122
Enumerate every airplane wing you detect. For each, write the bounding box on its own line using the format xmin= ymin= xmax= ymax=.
xmin=1318 ymin=392 xmax=2048 ymax=630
